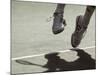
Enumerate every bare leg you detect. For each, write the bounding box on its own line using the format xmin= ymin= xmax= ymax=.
xmin=83 ymin=6 xmax=95 ymax=27
xmin=55 ymin=4 xmax=65 ymax=14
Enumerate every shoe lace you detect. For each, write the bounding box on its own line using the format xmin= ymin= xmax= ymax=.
xmin=76 ymin=24 xmax=87 ymax=39
xmin=46 ymin=12 xmax=67 ymax=27
xmin=46 ymin=16 xmax=53 ymax=22
xmin=46 ymin=12 xmax=62 ymax=22
xmin=76 ymin=24 xmax=82 ymax=33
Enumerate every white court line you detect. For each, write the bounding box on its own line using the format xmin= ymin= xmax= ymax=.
xmin=12 ymin=46 xmax=95 ymax=61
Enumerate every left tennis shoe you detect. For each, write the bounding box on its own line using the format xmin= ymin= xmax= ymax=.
xmin=52 ymin=12 xmax=67 ymax=34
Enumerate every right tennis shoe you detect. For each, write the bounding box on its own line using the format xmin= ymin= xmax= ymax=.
xmin=71 ymin=15 xmax=88 ymax=48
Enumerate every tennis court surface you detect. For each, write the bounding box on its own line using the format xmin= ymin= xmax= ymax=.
xmin=11 ymin=0 xmax=96 ymax=74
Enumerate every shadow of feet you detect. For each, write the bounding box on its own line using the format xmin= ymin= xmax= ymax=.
xmin=15 ymin=48 xmax=96 ymax=73
xmin=43 ymin=48 xmax=96 ymax=72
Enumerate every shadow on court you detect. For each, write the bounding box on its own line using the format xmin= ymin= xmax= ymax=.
xmin=15 ymin=48 xmax=96 ymax=73
xmin=43 ymin=49 xmax=96 ymax=72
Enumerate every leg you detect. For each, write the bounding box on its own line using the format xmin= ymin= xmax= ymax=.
xmin=84 ymin=6 xmax=95 ymax=27
xmin=71 ymin=6 xmax=95 ymax=47
xmin=55 ymin=4 xmax=65 ymax=14
xmin=52 ymin=4 xmax=66 ymax=34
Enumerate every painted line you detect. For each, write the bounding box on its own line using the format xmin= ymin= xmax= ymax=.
xmin=12 ymin=46 xmax=95 ymax=61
